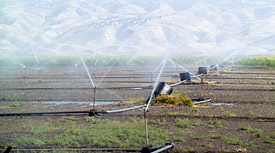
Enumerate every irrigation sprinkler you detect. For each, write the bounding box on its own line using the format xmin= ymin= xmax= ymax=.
xmin=198 ymin=67 xmax=207 ymax=75
xmin=180 ymin=72 xmax=191 ymax=81
xmin=154 ymin=82 xmax=173 ymax=97
xmin=145 ymin=82 xmax=173 ymax=104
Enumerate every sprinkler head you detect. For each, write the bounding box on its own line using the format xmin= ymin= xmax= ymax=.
xmin=198 ymin=67 xmax=207 ymax=75
xmin=180 ymin=72 xmax=191 ymax=81
xmin=154 ymin=82 xmax=173 ymax=96
xmin=146 ymin=82 xmax=173 ymax=104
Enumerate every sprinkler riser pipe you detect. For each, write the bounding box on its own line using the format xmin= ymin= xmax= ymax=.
xmin=210 ymin=65 xmax=217 ymax=71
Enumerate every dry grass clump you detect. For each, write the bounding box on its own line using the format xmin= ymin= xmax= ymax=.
xmin=154 ymin=92 xmax=192 ymax=106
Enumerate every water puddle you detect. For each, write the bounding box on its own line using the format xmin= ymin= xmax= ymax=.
xmin=131 ymin=87 xmax=143 ymax=90
xmin=212 ymin=103 xmax=234 ymax=106
xmin=42 ymin=101 xmax=117 ymax=105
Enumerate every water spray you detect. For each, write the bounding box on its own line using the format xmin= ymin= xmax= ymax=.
xmin=78 ymin=52 xmax=95 ymax=88
xmin=150 ymin=60 xmax=165 ymax=86
xmin=168 ymin=59 xmax=201 ymax=81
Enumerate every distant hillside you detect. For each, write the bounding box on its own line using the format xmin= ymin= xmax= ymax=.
xmin=1 ymin=0 xmax=274 ymax=56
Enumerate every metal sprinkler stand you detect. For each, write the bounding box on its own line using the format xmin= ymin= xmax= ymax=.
xmin=92 ymin=86 xmax=96 ymax=114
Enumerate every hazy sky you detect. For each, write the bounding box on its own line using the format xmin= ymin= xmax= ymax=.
xmin=0 ymin=0 xmax=275 ymax=56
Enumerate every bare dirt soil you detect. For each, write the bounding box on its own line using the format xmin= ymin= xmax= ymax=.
xmin=0 ymin=65 xmax=274 ymax=152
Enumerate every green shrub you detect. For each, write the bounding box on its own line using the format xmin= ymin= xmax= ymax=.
xmin=166 ymin=111 xmax=182 ymax=116
xmin=264 ymin=133 xmax=275 ymax=144
xmin=224 ymin=136 xmax=242 ymax=145
xmin=176 ymin=118 xmax=191 ymax=128
xmin=208 ymin=120 xmax=227 ymax=128
xmin=149 ymin=119 xmax=167 ymax=126
xmin=246 ymin=141 xmax=257 ymax=149
xmin=8 ymin=102 xmax=25 ymax=107
xmin=223 ymin=111 xmax=237 ymax=117
xmin=192 ymin=119 xmax=205 ymax=127
xmin=154 ymin=92 xmax=192 ymax=106
xmin=16 ymin=137 xmax=45 ymax=145
xmin=210 ymin=134 xmax=222 ymax=139
xmin=238 ymin=124 xmax=250 ymax=131
xmin=250 ymin=128 xmax=263 ymax=138
xmin=173 ymin=137 xmax=185 ymax=142
xmin=193 ymin=135 xmax=207 ymax=140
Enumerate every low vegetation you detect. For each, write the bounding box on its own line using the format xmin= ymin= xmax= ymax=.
xmin=8 ymin=102 xmax=25 ymax=107
xmin=238 ymin=124 xmax=264 ymax=138
xmin=149 ymin=119 xmax=167 ymax=126
xmin=238 ymin=56 xmax=275 ymax=67
xmin=208 ymin=120 xmax=227 ymax=128
xmin=223 ymin=136 xmax=242 ymax=145
xmin=210 ymin=134 xmax=222 ymax=140
xmin=166 ymin=111 xmax=182 ymax=116
xmin=13 ymin=117 xmax=171 ymax=148
xmin=223 ymin=111 xmax=237 ymax=117
xmin=193 ymin=135 xmax=207 ymax=140
xmin=264 ymin=133 xmax=275 ymax=144
xmin=176 ymin=118 xmax=191 ymax=128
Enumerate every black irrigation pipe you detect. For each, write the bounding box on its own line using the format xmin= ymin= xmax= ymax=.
xmin=0 ymin=105 xmax=145 ymax=117
xmin=0 ymin=110 xmax=95 ymax=117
